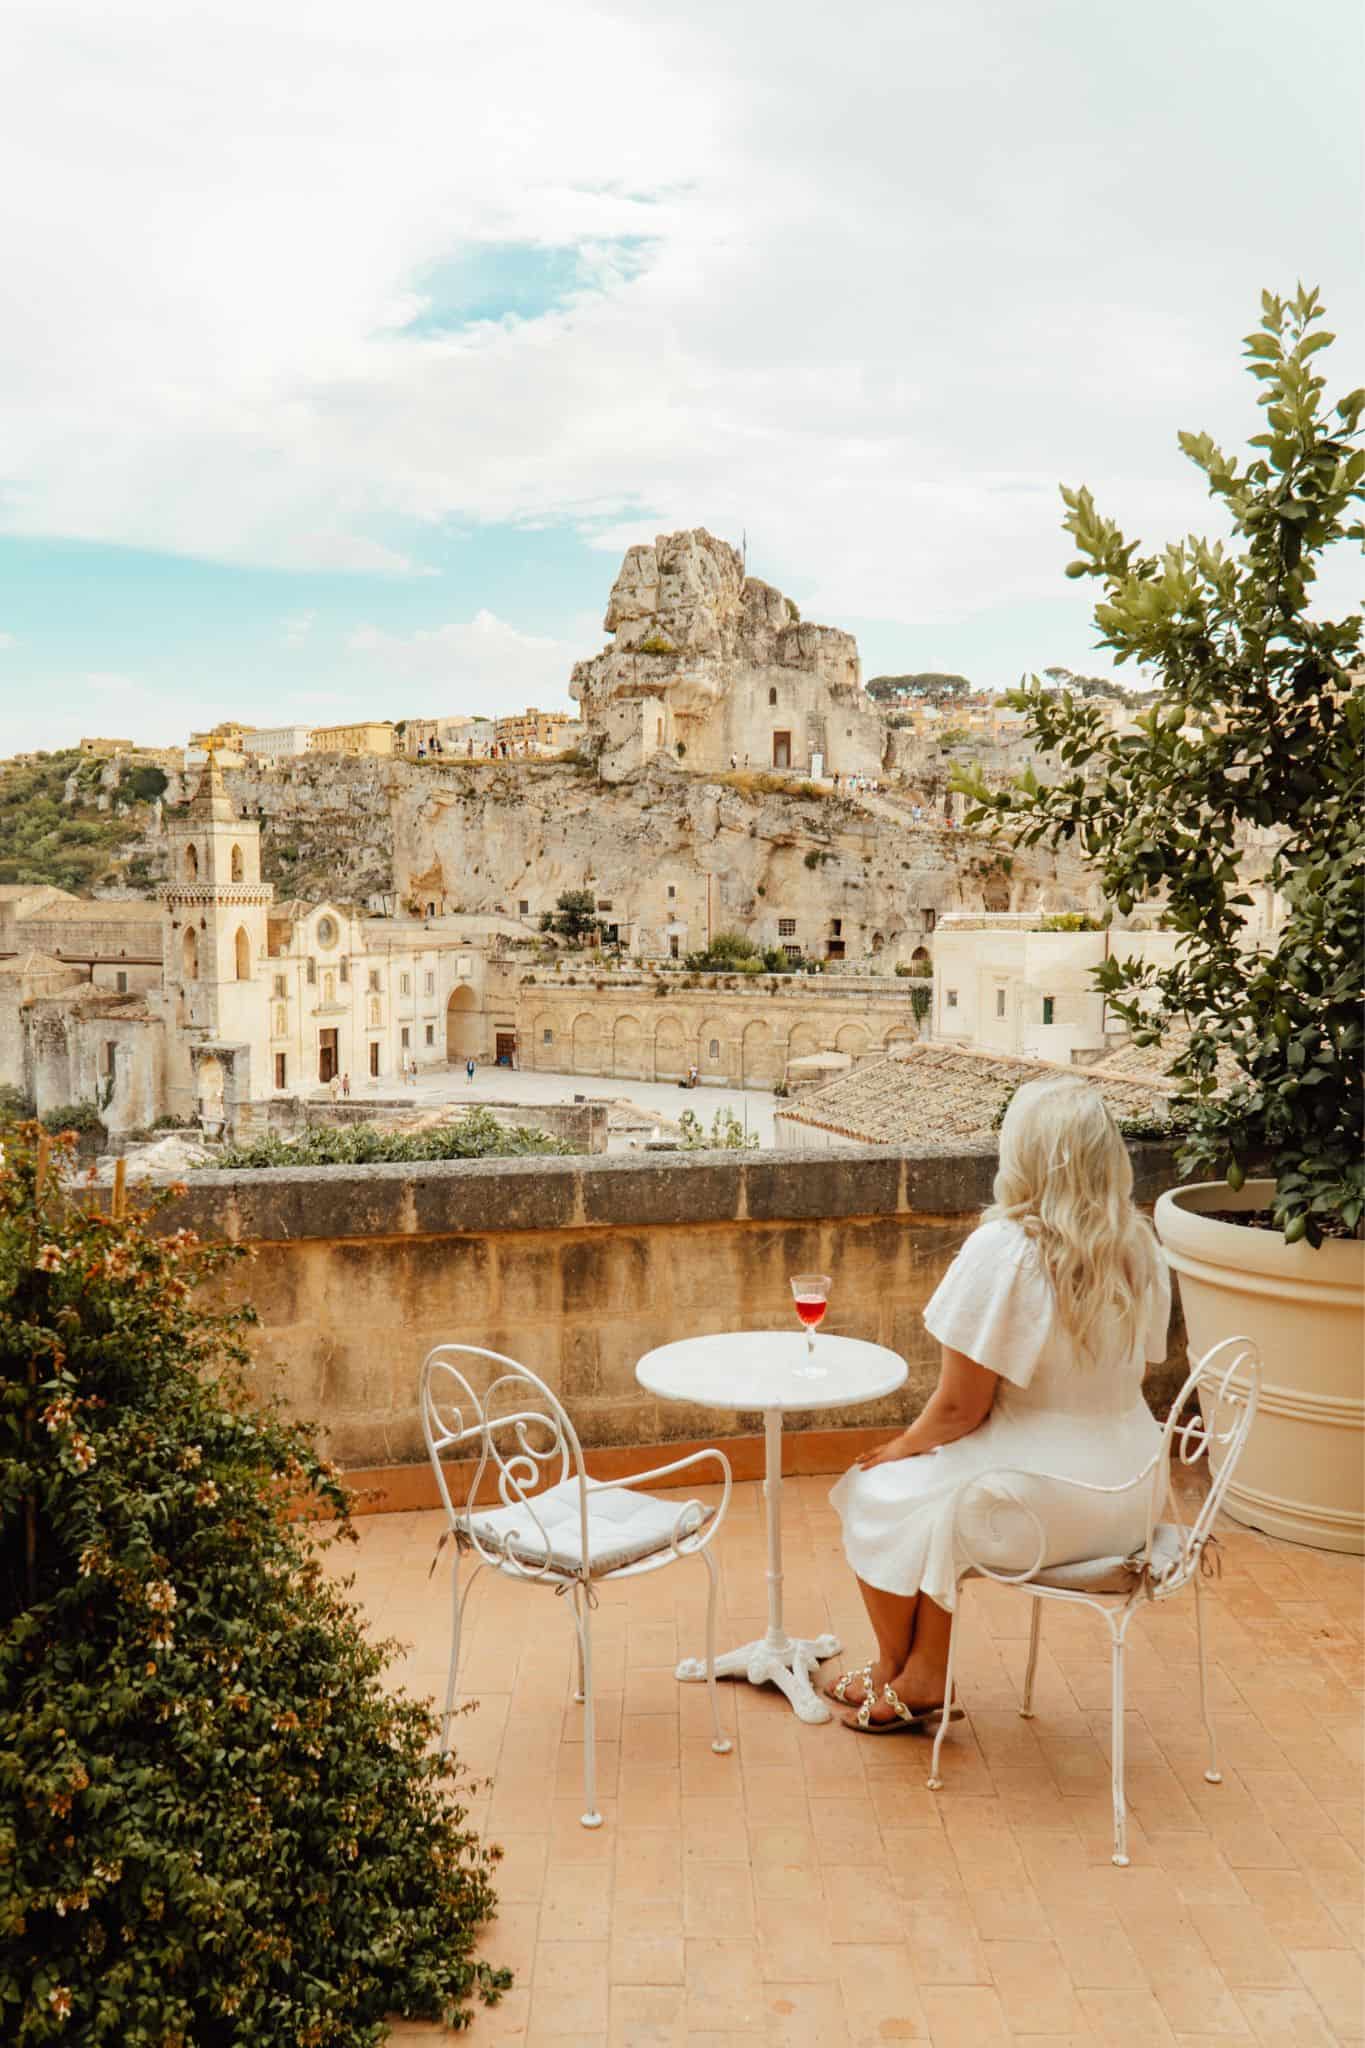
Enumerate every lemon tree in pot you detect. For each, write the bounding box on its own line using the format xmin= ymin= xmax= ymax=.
xmin=957 ymin=286 xmax=1364 ymax=1552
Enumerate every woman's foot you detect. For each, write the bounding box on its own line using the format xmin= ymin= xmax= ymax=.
xmin=838 ymin=1653 xmax=948 ymax=1728
xmin=825 ymin=1655 xmax=896 ymax=1708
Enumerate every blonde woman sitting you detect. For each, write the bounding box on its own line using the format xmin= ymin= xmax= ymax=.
xmin=828 ymin=1075 xmax=1171 ymax=1730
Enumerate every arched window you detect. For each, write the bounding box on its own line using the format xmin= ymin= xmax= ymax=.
xmin=230 ymin=843 xmax=244 ymax=882
xmin=768 ymin=687 xmax=777 ymax=706
xmin=322 ymin=970 xmax=335 ymax=1003
xmin=234 ymin=926 xmax=251 ymax=980
xmin=185 ymin=843 xmax=199 ymax=880
xmin=183 ymin=926 xmax=199 ymax=980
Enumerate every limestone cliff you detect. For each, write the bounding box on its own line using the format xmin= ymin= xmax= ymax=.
xmin=391 ymin=756 xmax=1100 ymax=963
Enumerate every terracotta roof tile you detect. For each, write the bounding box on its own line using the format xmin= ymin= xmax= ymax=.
xmin=776 ymin=1041 xmax=1176 ymax=1147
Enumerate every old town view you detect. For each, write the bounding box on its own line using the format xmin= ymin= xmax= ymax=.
xmin=2 ymin=3 xmax=1361 ymax=2045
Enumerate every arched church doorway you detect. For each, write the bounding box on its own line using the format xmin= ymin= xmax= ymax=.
xmin=234 ymin=926 xmax=251 ymax=980
xmin=445 ymin=984 xmax=481 ymax=1063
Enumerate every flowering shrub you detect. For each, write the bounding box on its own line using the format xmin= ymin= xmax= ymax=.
xmin=0 ymin=1124 xmax=508 ymax=2043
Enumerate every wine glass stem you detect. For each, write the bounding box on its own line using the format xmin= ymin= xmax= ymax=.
xmin=806 ymin=1326 xmax=815 ymax=1357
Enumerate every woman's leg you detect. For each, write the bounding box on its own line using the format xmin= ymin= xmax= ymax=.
xmin=841 ymin=1595 xmax=954 ymax=1725
xmin=830 ymin=1579 xmax=919 ymax=1704
xmin=860 ymin=1578 xmax=920 ymax=1670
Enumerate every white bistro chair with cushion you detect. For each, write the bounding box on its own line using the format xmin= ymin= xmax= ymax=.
xmin=926 ymin=1337 xmax=1261 ymax=1865
xmin=420 ymin=1344 xmax=733 ymax=1828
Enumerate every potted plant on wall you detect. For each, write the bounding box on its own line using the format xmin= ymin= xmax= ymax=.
xmin=957 ymin=286 xmax=1364 ymax=1552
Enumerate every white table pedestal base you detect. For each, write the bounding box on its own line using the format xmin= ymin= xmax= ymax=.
xmin=633 ymin=1352 xmax=909 ymax=1734
xmin=676 ymin=1630 xmax=840 ymax=1724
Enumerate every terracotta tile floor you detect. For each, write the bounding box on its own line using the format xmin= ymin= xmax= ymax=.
xmin=345 ymin=1474 xmax=1364 ymax=2048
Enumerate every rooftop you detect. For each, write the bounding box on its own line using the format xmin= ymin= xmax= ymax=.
xmin=350 ymin=1475 xmax=1364 ymax=2048
xmin=22 ymin=894 xmax=165 ymax=922
xmin=777 ymin=1045 xmax=1176 ymax=1149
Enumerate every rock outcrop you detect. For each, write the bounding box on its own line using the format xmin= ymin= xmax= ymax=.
xmin=572 ymin=529 xmax=878 ymax=780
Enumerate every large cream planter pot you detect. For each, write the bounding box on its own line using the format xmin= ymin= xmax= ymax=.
xmin=1155 ymin=1180 xmax=1365 ymax=1555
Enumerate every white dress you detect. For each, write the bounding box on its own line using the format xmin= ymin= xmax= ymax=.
xmin=830 ymin=1217 xmax=1171 ymax=1610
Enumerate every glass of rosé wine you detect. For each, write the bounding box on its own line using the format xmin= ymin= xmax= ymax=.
xmin=790 ymin=1273 xmax=831 ymax=1369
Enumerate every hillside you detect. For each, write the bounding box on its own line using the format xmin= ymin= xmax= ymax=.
xmin=0 ymin=749 xmax=1102 ymax=960
xmin=0 ymin=750 xmax=166 ymax=892
xmin=390 ymin=754 xmax=1100 ymax=956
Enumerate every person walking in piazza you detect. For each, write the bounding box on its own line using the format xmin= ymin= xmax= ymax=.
xmin=341 ymin=1071 xmax=350 ymax=1099
xmin=465 ymin=1057 xmax=475 ymax=1083
xmin=328 ymin=1072 xmax=340 ymax=1106
xmin=826 ymin=1075 xmax=1170 ymax=1731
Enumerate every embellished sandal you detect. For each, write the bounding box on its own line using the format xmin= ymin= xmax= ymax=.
xmin=826 ymin=1663 xmax=875 ymax=1708
xmin=846 ymin=1683 xmax=965 ymax=1736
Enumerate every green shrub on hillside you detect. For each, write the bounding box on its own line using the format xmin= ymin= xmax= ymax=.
xmin=0 ymin=750 xmax=151 ymax=893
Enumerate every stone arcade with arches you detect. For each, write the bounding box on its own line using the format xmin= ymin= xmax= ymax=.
xmin=514 ymin=972 xmax=922 ymax=1089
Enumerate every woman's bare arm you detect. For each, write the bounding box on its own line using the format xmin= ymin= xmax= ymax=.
xmin=856 ymin=1345 xmax=999 ymax=1469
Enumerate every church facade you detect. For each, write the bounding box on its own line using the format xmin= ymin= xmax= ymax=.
xmin=1 ymin=756 xmax=520 ymax=1135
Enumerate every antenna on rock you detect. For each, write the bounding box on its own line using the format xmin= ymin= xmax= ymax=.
xmin=741 ymin=529 xmax=747 ymax=575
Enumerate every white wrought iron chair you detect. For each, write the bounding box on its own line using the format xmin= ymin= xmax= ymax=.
xmin=926 ymin=1336 xmax=1261 ymax=1865
xmin=420 ymin=1344 xmax=733 ymax=1829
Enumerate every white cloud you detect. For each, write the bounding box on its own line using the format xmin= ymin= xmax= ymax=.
xmin=0 ymin=0 xmax=1359 ymax=640
xmin=345 ymin=608 xmax=579 ymax=715
xmin=0 ymin=632 xmax=14 ymax=649
xmin=281 ymin=613 xmax=315 ymax=647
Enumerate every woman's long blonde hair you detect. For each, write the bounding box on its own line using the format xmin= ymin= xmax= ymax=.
xmin=985 ymin=1075 xmax=1159 ymax=1366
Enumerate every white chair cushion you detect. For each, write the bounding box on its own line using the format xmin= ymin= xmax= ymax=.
xmin=463 ymin=1479 xmax=711 ymax=1576
xmin=1028 ymin=1521 xmax=1188 ymax=1595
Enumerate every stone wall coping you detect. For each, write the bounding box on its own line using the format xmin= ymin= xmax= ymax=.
xmin=134 ymin=1138 xmax=1185 ymax=1245
xmin=519 ymin=973 xmax=917 ymax=997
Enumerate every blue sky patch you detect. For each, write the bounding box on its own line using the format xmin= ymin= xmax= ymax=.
xmin=401 ymin=237 xmax=655 ymax=335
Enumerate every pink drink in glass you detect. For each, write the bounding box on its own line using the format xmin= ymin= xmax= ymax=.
xmin=791 ymin=1273 xmax=831 ymax=1369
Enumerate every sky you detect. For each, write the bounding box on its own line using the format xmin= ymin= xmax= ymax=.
xmin=0 ymin=0 xmax=1361 ymax=754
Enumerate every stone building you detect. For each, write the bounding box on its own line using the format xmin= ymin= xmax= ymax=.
xmin=571 ymin=529 xmax=889 ymax=783
xmin=931 ymin=913 xmax=1180 ymax=1063
xmin=494 ymin=707 xmax=582 ymax=755
xmin=306 ymin=721 xmax=396 ymax=757
xmin=78 ymin=736 xmax=136 ymax=758
xmin=401 ymin=716 xmax=496 ymax=759
xmin=240 ymin=725 xmax=315 ymax=761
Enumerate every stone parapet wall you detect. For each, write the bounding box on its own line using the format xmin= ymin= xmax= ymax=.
xmin=152 ymin=1142 xmax=1190 ymax=1471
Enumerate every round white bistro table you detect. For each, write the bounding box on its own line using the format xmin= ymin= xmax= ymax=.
xmin=635 ymin=1331 xmax=907 ymax=1724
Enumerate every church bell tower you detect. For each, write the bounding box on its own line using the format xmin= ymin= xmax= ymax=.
xmin=160 ymin=747 xmax=274 ymax=1048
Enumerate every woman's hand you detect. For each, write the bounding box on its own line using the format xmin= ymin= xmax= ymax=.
xmin=855 ymin=1429 xmax=919 ymax=1470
